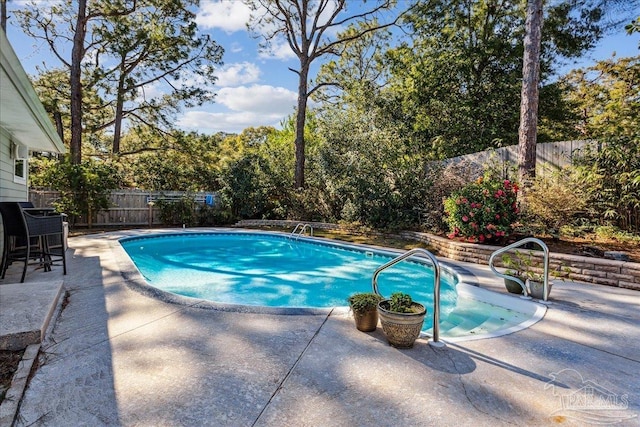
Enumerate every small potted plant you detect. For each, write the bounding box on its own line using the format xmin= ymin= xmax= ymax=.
xmin=502 ymin=250 xmax=567 ymax=299
xmin=526 ymin=266 xmax=566 ymax=300
xmin=501 ymin=251 xmax=527 ymax=294
xmin=347 ymin=292 xmax=383 ymax=332
xmin=377 ymin=292 xmax=427 ymax=348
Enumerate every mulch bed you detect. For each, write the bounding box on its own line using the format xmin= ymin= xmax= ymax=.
xmin=0 ymin=349 xmax=24 ymax=403
xmin=535 ymin=236 xmax=640 ymax=263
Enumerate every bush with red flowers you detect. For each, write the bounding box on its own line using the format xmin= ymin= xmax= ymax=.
xmin=443 ymin=174 xmax=519 ymax=243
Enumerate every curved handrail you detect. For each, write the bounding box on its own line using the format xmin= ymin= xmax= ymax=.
xmin=291 ymin=223 xmax=304 ymax=236
xmin=291 ymin=223 xmax=314 ymax=239
xmin=488 ymin=237 xmax=550 ymax=302
xmin=299 ymin=224 xmax=314 ymax=238
xmin=372 ymin=248 xmax=444 ymax=347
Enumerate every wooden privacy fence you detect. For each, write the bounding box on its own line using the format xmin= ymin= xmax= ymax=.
xmin=29 ymin=190 xmax=217 ymax=228
xmin=438 ymin=140 xmax=596 ymax=177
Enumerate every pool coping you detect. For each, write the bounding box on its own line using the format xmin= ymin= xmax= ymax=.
xmin=111 ymin=228 xmax=547 ymax=342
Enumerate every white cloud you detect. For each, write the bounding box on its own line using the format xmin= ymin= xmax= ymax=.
xmin=146 ymin=67 xmax=212 ymax=94
xmin=230 ymin=42 xmax=244 ymax=53
xmin=216 ymin=85 xmax=297 ymax=114
xmin=315 ymin=0 xmax=341 ymax=28
xmin=177 ymin=110 xmax=287 ymax=134
xmin=196 ymin=0 xmax=252 ymax=33
xmin=177 ymin=84 xmax=297 ymax=133
xmin=215 ymin=62 xmax=261 ymax=87
xmin=258 ymin=38 xmax=297 ymax=61
xmin=135 ymin=82 xmax=164 ymax=102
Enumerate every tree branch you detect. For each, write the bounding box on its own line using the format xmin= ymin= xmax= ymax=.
xmin=116 ymin=146 xmax=167 ymax=156
xmin=309 ymin=0 xmax=345 ymax=59
xmin=312 ymin=18 xmax=399 ymax=60
xmin=325 ymin=0 xmax=392 ymax=28
xmin=308 ymin=81 xmax=339 ymax=97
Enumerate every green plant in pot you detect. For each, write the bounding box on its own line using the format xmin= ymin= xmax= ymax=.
xmin=525 ymin=267 xmax=567 ymax=300
xmin=502 ymin=250 xmax=567 ymax=299
xmin=348 ymin=292 xmax=383 ymax=332
xmin=501 ymin=251 xmax=528 ymax=294
xmin=377 ymin=292 xmax=427 ymax=348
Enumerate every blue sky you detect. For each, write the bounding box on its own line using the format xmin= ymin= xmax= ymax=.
xmin=5 ymin=0 xmax=639 ymax=135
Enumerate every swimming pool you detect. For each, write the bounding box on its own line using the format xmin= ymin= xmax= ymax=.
xmin=119 ymin=231 xmax=544 ymax=340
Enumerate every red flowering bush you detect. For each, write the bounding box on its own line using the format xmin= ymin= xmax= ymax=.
xmin=443 ymin=174 xmax=519 ymax=243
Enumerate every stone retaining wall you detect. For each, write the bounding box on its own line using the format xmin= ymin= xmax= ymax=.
xmin=235 ymin=219 xmax=639 ymax=290
xmin=399 ymin=231 xmax=639 ymax=291
xmin=235 ymin=219 xmax=342 ymax=231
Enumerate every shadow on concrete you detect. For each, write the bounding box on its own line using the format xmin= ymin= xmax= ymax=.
xmin=251 ymin=313 xmax=550 ymax=426
xmin=446 ymin=342 xmax=561 ymax=385
xmin=12 ymin=243 xmax=121 ymax=426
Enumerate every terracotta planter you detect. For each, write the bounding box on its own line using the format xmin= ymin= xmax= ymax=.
xmin=504 ymin=277 xmax=525 ymax=294
xmin=377 ymin=300 xmax=427 ymax=348
xmin=352 ymin=309 xmax=379 ymax=332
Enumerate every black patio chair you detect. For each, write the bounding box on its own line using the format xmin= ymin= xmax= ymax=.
xmin=0 ymin=202 xmax=67 ymax=283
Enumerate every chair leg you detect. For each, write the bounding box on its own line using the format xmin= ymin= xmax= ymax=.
xmin=43 ymin=234 xmax=66 ymax=275
xmin=62 ymin=246 xmax=67 ymax=275
xmin=20 ymin=240 xmax=29 ymax=283
xmin=0 ymin=236 xmax=9 ymax=279
xmin=41 ymin=236 xmax=52 ymax=272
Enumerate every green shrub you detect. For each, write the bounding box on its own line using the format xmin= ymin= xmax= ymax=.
xmin=443 ymin=172 xmax=519 ymax=243
xmin=521 ymin=167 xmax=588 ymax=238
xmin=421 ymin=161 xmax=477 ymax=232
xmin=196 ymin=203 xmax=234 ymax=226
xmin=155 ymin=196 xmax=197 ymax=226
xmin=573 ymin=135 xmax=640 ymax=233
xmin=29 ymin=156 xmax=121 ymax=226
xmin=593 ymin=225 xmax=640 ymax=244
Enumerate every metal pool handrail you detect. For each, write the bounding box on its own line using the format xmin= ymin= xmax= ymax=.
xmin=488 ymin=237 xmax=551 ymax=303
xmin=372 ymin=248 xmax=445 ymax=348
xmin=291 ymin=223 xmax=304 ymax=236
xmin=290 ymin=223 xmax=314 ymax=239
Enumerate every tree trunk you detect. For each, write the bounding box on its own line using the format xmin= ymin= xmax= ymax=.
xmin=54 ymin=110 xmax=64 ymax=141
xmin=517 ymin=0 xmax=543 ymax=187
xmin=1 ymin=0 xmax=7 ymax=32
xmin=294 ymin=61 xmax=310 ymax=189
xmin=112 ymin=61 xmax=127 ymax=154
xmin=69 ymin=0 xmax=87 ymax=164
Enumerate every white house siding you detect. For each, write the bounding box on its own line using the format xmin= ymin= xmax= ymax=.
xmin=1 ymin=30 xmax=64 ymax=266
xmin=0 ymin=126 xmax=30 ymax=258
xmin=0 ymin=126 xmax=29 ymax=202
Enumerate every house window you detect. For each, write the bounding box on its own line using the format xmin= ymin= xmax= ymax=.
xmin=13 ymin=158 xmax=26 ymax=184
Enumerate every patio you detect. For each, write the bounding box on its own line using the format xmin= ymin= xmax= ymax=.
xmin=1 ymin=230 xmax=639 ymax=426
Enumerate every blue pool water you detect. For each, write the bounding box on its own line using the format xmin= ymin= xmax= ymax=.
xmin=120 ymin=232 xmax=536 ymax=337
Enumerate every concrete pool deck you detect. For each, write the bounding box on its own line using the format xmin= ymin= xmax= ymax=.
xmin=1 ymin=229 xmax=639 ymax=426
